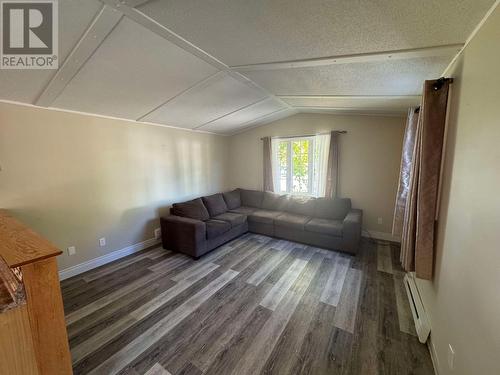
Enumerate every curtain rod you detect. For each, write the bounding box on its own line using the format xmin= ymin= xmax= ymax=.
xmin=260 ymin=131 xmax=346 ymax=140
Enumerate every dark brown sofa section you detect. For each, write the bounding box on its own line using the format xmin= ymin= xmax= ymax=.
xmin=160 ymin=189 xmax=362 ymax=259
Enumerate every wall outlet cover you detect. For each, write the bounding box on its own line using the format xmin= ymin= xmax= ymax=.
xmin=154 ymin=228 xmax=161 ymax=239
xmin=67 ymin=246 xmax=76 ymax=256
xmin=99 ymin=237 xmax=106 ymax=247
xmin=377 ymin=217 xmax=383 ymax=225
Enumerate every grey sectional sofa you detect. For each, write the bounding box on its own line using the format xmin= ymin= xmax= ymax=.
xmin=160 ymin=189 xmax=362 ymax=259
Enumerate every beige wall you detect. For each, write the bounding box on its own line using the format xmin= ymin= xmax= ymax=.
xmin=228 ymin=113 xmax=405 ymax=234
xmin=415 ymin=5 xmax=500 ymax=375
xmin=0 ymin=102 xmax=230 ymax=270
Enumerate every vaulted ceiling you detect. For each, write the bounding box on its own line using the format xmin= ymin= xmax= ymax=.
xmin=0 ymin=0 xmax=495 ymax=134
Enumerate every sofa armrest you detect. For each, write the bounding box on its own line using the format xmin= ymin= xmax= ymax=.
xmin=342 ymin=209 xmax=363 ymax=254
xmin=160 ymin=215 xmax=206 ymax=257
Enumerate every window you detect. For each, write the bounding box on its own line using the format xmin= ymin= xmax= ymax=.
xmin=272 ymin=134 xmax=330 ymax=197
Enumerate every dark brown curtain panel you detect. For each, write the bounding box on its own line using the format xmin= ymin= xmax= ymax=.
xmin=414 ymin=79 xmax=451 ymax=279
xmin=262 ymin=136 xmax=274 ymax=192
xmin=325 ymin=131 xmax=340 ymax=198
xmin=399 ymin=78 xmax=451 ymax=280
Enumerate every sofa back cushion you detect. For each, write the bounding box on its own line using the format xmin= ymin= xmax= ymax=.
xmin=261 ymin=191 xmax=289 ymax=211
xmin=222 ymin=189 xmax=241 ymax=210
xmin=286 ymin=196 xmax=316 ymax=217
xmin=202 ymin=193 xmax=228 ymax=217
xmin=240 ymin=189 xmax=264 ymax=208
xmin=171 ymin=198 xmax=210 ymax=221
xmin=315 ymin=197 xmax=352 ymax=220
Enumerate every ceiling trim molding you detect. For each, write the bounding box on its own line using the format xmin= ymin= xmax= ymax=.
xmin=35 ymin=5 xmax=123 ymax=106
xmin=230 ymin=44 xmax=463 ymax=72
xmin=294 ymin=106 xmax=406 ymax=116
xmin=194 ymin=96 xmax=272 ymax=130
xmin=0 ymin=99 xmax=224 ymax=135
xmin=136 ymin=71 xmax=222 ymax=121
xmin=442 ymin=0 xmax=499 ymax=76
xmin=228 ymin=108 xmax=297 ymax=136
xmin=99 ymin=0 xmax=292 ymax=111
xmin=278 ymin=95 xmax=421 ymax=100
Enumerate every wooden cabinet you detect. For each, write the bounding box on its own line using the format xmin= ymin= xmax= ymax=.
xmin=0 ymin=210 xmax=72 ymax=375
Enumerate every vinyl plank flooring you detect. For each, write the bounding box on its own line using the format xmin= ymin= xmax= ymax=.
xmin=87 ymin=270 xmax=238 ymax=375
xmin=260 ymin=257 xmax=308 ymax=310
xmin=377 ymin=242 xmax=394 ymax=274
xmin=246 ymin=243 xmax=295 ymax=285
xmin=320 ymin=254 xmax=351 ymax=306
xmin=63 ymin=234 xmax=433 ymax=375
xmin=144 ymin=363 xmax=171 ymax=375
xmin=333 ymin=267 xmax=363 ymax=333
xmin=261 ymin=254 xmax=331 ymax=375
xmin=394 ymin=271 xmax=417 ymax=336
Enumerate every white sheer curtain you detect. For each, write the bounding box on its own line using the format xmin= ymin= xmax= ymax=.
xmin=312 ymin=133 xmax=330 ymax=197
xmin=270 ymin=134 xmax=330 ymax=197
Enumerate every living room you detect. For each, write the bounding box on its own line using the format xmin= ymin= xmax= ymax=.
xmin=0 ymin=1 xmax=499 ymax=375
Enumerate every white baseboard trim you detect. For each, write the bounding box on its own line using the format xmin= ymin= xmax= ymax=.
xmin=362 ymin=229 xmax=401 ymax=243
xmin=58 ymin=237 xmax=161 ymax=281
xmin=428 ymin=336 xmax=440 ymax=375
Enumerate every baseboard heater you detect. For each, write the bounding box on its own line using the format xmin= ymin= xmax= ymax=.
xmin=404 ymin=272 xmax=431 ymax=343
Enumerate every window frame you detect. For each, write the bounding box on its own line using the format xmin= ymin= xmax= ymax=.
xmin=275 ymin=136 xmax=315 ymax=196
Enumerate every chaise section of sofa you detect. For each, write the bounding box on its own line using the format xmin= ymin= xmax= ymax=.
xmin=161 ymin=188 xmax=362 ymax=259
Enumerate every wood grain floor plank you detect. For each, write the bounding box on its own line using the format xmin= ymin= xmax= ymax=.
xmin=87 ymin=270 xmax=239 ymax=375
xmin=148 ymin=254 xmax=190 ymax=273
xmin=260 ymin=257 xmax=308 ymax=310
xmin=377 ymin=242 xmax=394 ymax=274
xmin=144 ymin=362 xmax=172 ymax=375
xmin=246 ymin=243 xmax=295 ymax=286
xmin=333 ymin=267 xmax=363 ymax=333
xmin=394 ymin=271 xmax=417 ymax=336
xmin=234 ymin=251 xmax=319 ymax=375
xmin=204 ymin=305 xmax=272 ymax=375
xmin=71 ymin=261 xmax=223 ymax=363
xmin=320 ymin=254 xmax=351 ymax=306
xmin=261 ymin=253 xmax=330 ymax=375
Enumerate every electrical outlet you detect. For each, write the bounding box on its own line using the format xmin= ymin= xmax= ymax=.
xmin=99 ymin=237 xmax=106 ymax=247
xmin=154 ymin=228 xmax=161 ymax=239
xmin=377 ymin=217 xmax=383 ymax=225
xmin=447 ymin=344 xmax=455 ymax=370
xmin=67 ymin=246 xmax=76 ymax=256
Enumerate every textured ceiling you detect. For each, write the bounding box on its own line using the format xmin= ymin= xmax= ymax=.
xmin=138 ymin=0 xmax=493 ymax=66
xmin=243 ymin=56 xmax=453 ymax=96
xmin=0 ymin=0 xmax=496 ymax=134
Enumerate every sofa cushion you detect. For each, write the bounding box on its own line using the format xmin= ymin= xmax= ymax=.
xmin=212 ymin=212 xmax=246 ymax=228
xmin=222 ymin=189 xmax=241 ymax=210
xmin=240 ymin=189 xmax=264 ymax=208
xmin=275 ymin=213 xmax=310 ymax=230
xmin=315 ymin=197 xmax=352 ymax=220
xmin=228 ymin=206 xmax=258 ymax=215
xmin=171 ymin=198 xmax=210 ymax=221
xmin=305 ymin=218 xmax=343 ymax=237
xmin=205 ymin=219 xmax=231 ymax=239
xmin=248 ymin=209 xmax=282 ymax=224
xmin=261 ymin=191 xmax=289 ymax=211
xmin=286 ymin=196 xmax=317 ymax=217
xmin=202 ymin=193 xmax=228 ymax=217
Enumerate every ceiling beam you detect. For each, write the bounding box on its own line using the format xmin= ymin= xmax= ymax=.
xmin=35 ymin=5 xmax=123 ymax=107
xmin=230 ymin=44 xmax=463 ymax=72
xmin=99 ymin=0 xmax=292 ymax=110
